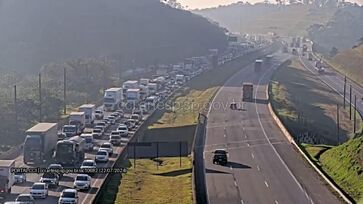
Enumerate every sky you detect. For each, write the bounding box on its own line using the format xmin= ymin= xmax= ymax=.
xmin=178 ymin=0 xmax=363 ymax=9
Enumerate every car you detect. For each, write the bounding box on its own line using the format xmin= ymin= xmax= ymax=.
xmin=125 ymin=119 xmax=137 ymax=130
xmin=117 ymin=124 xmax=129 ymax=136
xmin=73 ymin=174 xmax=91 ymax=191
xmin=95 ymin=121 xmax=107 ymax=129
xmin=39 ymin=172 xmax=59 ymax=187
xmin=108 ymin=116 xmax=116 ymax=124
xmin=48 ymin=163 xmax=64 ymax=179
xmin=109 ymin=133 xmax=122 ymax=146
xmin=80 ymin=133 xmax=94 ymax=151
xmin=92 ymin=126 xmax=104 ymax=138
xmin=14 ymin=172 xmax=26 ymax=183
xmin=95 ymin=110 xmax=104 ymax=120
xmin=110 ymin=112 xmax=121 ymax=120
xmin=80 ymin=160 xmax=97 ymax=176
xmin=95 ymin=150 xmax=109 ymax=162
xmin=103 ymin=118 xmax=111 ymax=127
xmin=99 ymin=142 xmax=113 ymax=155
xmin=130 ymin=114 xmax=141 ymax=123
xmin=30 ymin=182 xmax=48 ymax=199
xmin=15 ymin=194 xmax=35 ymax=204
xmin=58 ymin=189 xmax=79 ymax=204
xmin=212 ymin=149 xmax=228 ymax=165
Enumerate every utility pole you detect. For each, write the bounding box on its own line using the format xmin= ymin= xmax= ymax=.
xmin=14 ymin=85 xmax=18 ymax=130
xmin=343 ymin=76 xmax=346 ymax=108
xmin=63 ymin=67 xmax=67 ymax=115
xmin=39 ymin=73 xmax=42 ymax=122
xmin=337 ymin=104 xmax=340 ymax=145
xmin=354 ymin=95 xmax=357 ymax=133
xmin=349 ymin=84 xmax=352 ymax=120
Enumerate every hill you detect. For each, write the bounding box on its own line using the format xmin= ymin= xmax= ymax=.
xmin=0 ymin=0 xmax=227 ymax=73
xmin=194 ymin=3 xmax=335 ymax=36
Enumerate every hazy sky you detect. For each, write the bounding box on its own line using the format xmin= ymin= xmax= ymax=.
xmin=179 ymin=0 xmax=363 ymax=9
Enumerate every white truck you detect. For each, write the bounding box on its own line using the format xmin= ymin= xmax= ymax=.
xmin=122 ymin=80 xmax=139 ymax=95
xmin=126 ymin=89 xmax=141 ymax=105
xmin=69 ymin=112 xmax=86 ymax=134
xmin=0 ymin=160 xmax=15 ymax=196
xmin=148 ymin=83 xmax=158 ymax=95
xmin=104 ymin=87 xmax=123 ymax=111
xmin=176 ymin=74 xmax=185 ymax=85
xmin=23 ymin=123 xmax=58 ymax=164
xmin=79 ymin=104 xmax=96 ymax=125
xmin=139 ymin=85 xmax=149 ymax=100
xmin=139 ymin=78 xmax=150 ymax=86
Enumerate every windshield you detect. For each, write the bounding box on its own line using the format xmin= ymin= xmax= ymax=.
xmin=93 ymin=129 xmax=101 ymax=133
xmin=63 ymin=126 xmax=76 ymax=132
xmin=17 ymin=196 xmax=32 ymax=201
xmin=43 ymin=172 xmax=56 ymax=178
xmin=101 ymin=144 xmax=111 ymax=148
xmin=104 ymin=98 xmax=115 ymax=103
xmin=97 ymin=151 xmax=107 ymax=155
xmin=76 ymin=176 xmax=88 ymax=181
xmin=85 ymin=138 xmax=92 ymax=143
xmin=56 ymin=143 xmax=73 ymax=157
xmin=82 ymin=161 xmax=94 ymax=167
xmin=24 ymin=136 xmax=41 ymax=150
xmin=111 ymin=135 xmax=121 ymax=139
xmin=62 ymin=192 xmax=76 ymax=198
xmin=32 ymin=184 xmax=45 ymax=189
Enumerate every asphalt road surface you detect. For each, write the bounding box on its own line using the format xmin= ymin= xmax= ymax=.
xmin=203 ymin=52 xmax=342 ymax=204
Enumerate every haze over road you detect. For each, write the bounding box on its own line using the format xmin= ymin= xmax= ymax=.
xmin=203 ymin=52 xmax=341 ymax=204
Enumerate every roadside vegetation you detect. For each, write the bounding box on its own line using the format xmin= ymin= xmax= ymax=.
xmin=270 ymin=58 xmax=363 ymax=202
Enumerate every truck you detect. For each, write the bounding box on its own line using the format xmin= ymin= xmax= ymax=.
xmin=69 ymin=112 xmax=86 ymax=134
xmin=79 ymin=104 xmax=96 ymax=126
xmin=139 ymin=78 xmax=150 ymax=87
xmin=126 ymin=89 xmax=141 ymax=105
xmin=242 ymin=83 xmax=253 ymax=101
xmin=23 ymin=123 xmax=58 ymax=164
xmin=254 ymin=60 xmax=263 ymax=72
xmin=104 ymin=87 xmax=123 ymax=111
xmin=54 ymin=136 xmax=85 ymax=166
xmin=62 ymin=125 xmax=78 ymax=138
xmin=122 ymin=80 xmax=139 ymax=95
xmin=265 ymin=55 xmax=273 ymax=65
xmin=139 ymin=85 xmax=149 ymax=100
xmin=0 ymin=160 xmax=15 ymax=196
xmin=148 ymin=83 xmax=158 ymax=94
xmin=176 ymin=74 xmax=185 ymax=85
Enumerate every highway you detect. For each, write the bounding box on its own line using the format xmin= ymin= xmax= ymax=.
xmin=203 ymin=52 xmax=342 ymax=204
xmin=299 ymin=54 xmax=363 ymax=117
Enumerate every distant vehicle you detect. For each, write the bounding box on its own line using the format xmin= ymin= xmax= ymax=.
xmin=30 ymin=182 xmax=48 ymax=199
xmin=122 ymin=80 xmax=139 ymax=96
xmin=73 ymin=174 xmax=91 ymax=191
xmin=58 ymin=189 xmax=79 ymax=204
xmin=95 ymin=150 xmax=109 ymax=163
xmin=14 ymin=172 xmax=26 ymax=184
xmin=107 ymin=116 xmax=116 ymax=125
xmin=79 ymin=104 xmax=96 ymax=126
xmin=126 ymin=88 xmax=141 ymax=105
xmin=99 ymin=142 xmax=113 ymax=156
xmin=80 ymin=133 xmax=94 ymax=151
xmin=39 ymin=172 xmax=59 ymax=187
xmin=110 ymin=112 xmax=122 ymax=121
xmin=130 ymin=114 xmax=141 ymax=124
xmin=80 ymin=160 xmax=97 ymax=176
xmin=145 ymin=96 xmax=157 ymax=109
xmin=148 ymin=83 xmax=158 ymax=95
xmin=0 ymin=160 xmax=15 ymax=195
xmin=126 ymin=119 xmax=137 ymax=130
xmin=318 ymin=67 xmax=325 ymax=74
xmin=308 ymin=53 xmax=313 ymax=61
xmin=69 ymin=112 xmax=86 ymax=134
xmin=254 ymin=59 xmax=263 ymax=72
xmin=54 ymin=136 xmax=85 ymax=166
xmin=212 ymin=149 xmax=228 ymax=165
xmin=92 ymin=128 xmax=103 ymax=139
xmin=95 ymin=110 xmax=104 ymax=120
xmin=48 ymin=163 xmax=64 ymax=179
xmin=15 ymin=194 xmax=35 ymax=204
xmin=62 ymin=125 xmax=78 ymax=138
xmin=117 ymin=124 xmax=129 ymax=136
xmin=242 ymin=83 xmax=254 ymax=101
xmin=57 ymin=132 xmax=67 ymax=141
xmin=104 ymin=87 xmax=123 ymax=112
xmin=23 ymin=123 xmax=58 ymax=164
xmin=176 ymin=74 xmax=185 ymax=85
xmin=140 ymin=78 xmax=150 ymax=86
xmin=109 ymin=132 xmax=122 ymax=146
xmin=132 ymin=109 xmax=144 ymax=120
xmin=95 ymin=121 xmax=108 ymax=131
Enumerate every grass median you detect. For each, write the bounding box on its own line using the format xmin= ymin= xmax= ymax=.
xmin=270 ymin=58 xmax=363 ymax=202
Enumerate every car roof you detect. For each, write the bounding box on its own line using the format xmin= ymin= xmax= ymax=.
xmin=63 ymin=188 xmax=77 ymax=193
xmin=76 ymin=174 xmax=89 ymax=177
xmin=83 ymin=159 xmax=94 ymax=162
xmin=102 ymin=142 xmax=111 ymax=145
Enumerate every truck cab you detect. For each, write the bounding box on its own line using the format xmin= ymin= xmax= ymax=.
xmin=62 ymin=125 xmax=77 ymax=138
xmin=0 ymin=160 xmax=15 ymax=196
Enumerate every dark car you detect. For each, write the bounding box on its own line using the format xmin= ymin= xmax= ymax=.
xmin=212 ymin=149 xmax=228 ymax=165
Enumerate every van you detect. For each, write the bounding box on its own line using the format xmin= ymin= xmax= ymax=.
xmin=80 ymin=134 xmax=94 ymax=151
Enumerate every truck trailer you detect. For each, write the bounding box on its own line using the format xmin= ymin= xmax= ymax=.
xmin=242 ymin=83 xmax=254 ymax=101
xmin=79 ymin=104 xmax=96 ymax=126
xmin=254 ymin=60 xmax=263 ymax=72
xmin=104 ymin=87 xmax=123 ymax=111
xmin=69 ymin=112 xmax=86 ymax=134
xmin=23 ymin=123 xmax=58 ymax=165
xmin=0 ymin=160 xmax=15 ymax=196
xmin=54 ymin=136 xmax=85 ymax=166
xmin=126 ymin=88 xmax=141 ymax=105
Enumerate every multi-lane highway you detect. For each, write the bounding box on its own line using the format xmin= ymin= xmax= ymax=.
xmin=203 ymin=53 xmax=342 ymax=204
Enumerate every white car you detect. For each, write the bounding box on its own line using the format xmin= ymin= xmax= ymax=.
xmin=95 ymin=110 xmax=104 ymax=120
xmin=99 ymin=142 xmax=113 ymax=155
xmin=30 ymin=182 xmax=48 ymax=199
xmin=73 ymin=174 xmax=91 ymax=191
xmin=14 ymin=172 xmax=26 ymax=183
xmin=95 ymin=150 xmax=109 ymax=162
xmin=80 ymin=160 xmax=97 ymax=175
xmin=58 ymin=189 xmax=78 ymax=204
xmin=117 ymin=124 xmax=129 ymax=136
xmin=130 ymin=114 xmax=141 ymax=123
xmin=15 ymin=194 xmax=35 ymax=204
xmin=92 ymin=127 xmax=103 ymax=138
xmin=40 ymin=172 xmax=59 ymax=187
xmin=108 ymin=116 xmax=116 ymax=124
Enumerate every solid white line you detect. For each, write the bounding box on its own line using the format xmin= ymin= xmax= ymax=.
xmin=257 ymin=165 xmax=261 ymax=171
xmin=264 ymin=181 xmax=269 ymax=188
xmin=275 ymin=200 xmax=279 ymax=204
xmin=234 ymin=180 xmax=238 ymax=187
xmin=241 ymin=199 xmax=245 ymax=204
xmin=251 ymin=153 xmax=255 ymax=159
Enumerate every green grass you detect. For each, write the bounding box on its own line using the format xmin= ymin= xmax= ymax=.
xmin=319 ymin=136 xmax=363 ymax=202
xmin=270 ymin=58 xmax=359 ymax=144
xmin=115 ymin=157 xmax=192 ymax=204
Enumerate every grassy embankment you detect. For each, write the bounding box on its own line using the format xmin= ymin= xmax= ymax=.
xmin=270 ymin=58 xmax=363 ymax=202
xmin=112 ymin=48 xmax=274 ymax=204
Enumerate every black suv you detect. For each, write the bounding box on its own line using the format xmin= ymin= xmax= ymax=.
xmin=212 ymin=149 xmax=228 ymax=165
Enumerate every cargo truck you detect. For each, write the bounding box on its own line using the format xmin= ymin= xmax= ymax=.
xmin=79 ymin=104 xmax=96 ymax=126
xmin=23 ymin=123 xmax=58 ymax=164
xmin=104 ymin=87 xmax=123 ymax=111
xmin=62 ymin=125 xmax=78 ymax=138
xmin=139 ymin=78 xmax=150 ymax=86
xmin=176 ymin=74 xmax=185 ymax=85
xmin=69 ymin=112 xmax=86 ymax=134
xmin=126 ymin=88 xmax=141 ymax=105
xmin=148 ymin=83 xmax=158 ymax=94
xmin=242 ymin=83 xmax=253 ymax=101
xmin=0 ymin=160 xmax=15 ymax=196
xmin=254 ymin=60 xmax=263 ymax=72
xmin=122 ymin=80 xmax=139 ymax=95
xmin=54 ymin=136 xmax=85 ymax=166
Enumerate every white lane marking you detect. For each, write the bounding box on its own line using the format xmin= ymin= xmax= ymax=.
xmin=251 ymin=153 xmax=255 ymax=159
xmin=264 ymin=181 xmax=269 ymax=188
xmin=224 ymin=134 xmax=226 ymax=138
xmin=241 ymin=199 xmax=245 ymax=204
xmin=257 ymin=165 xmax=261 ymax=171
xmin=247 ymin=143 xmax=250 ymax=147
xmin=255 ymin=61 xmax=314 ymax=204
xmin=275 ymin=200 xmax=279 ymax=204
xmin=230 ymin=166 xmax=233 ymax=170
xmin=234 ymin=180 xmax=238 ymax=187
